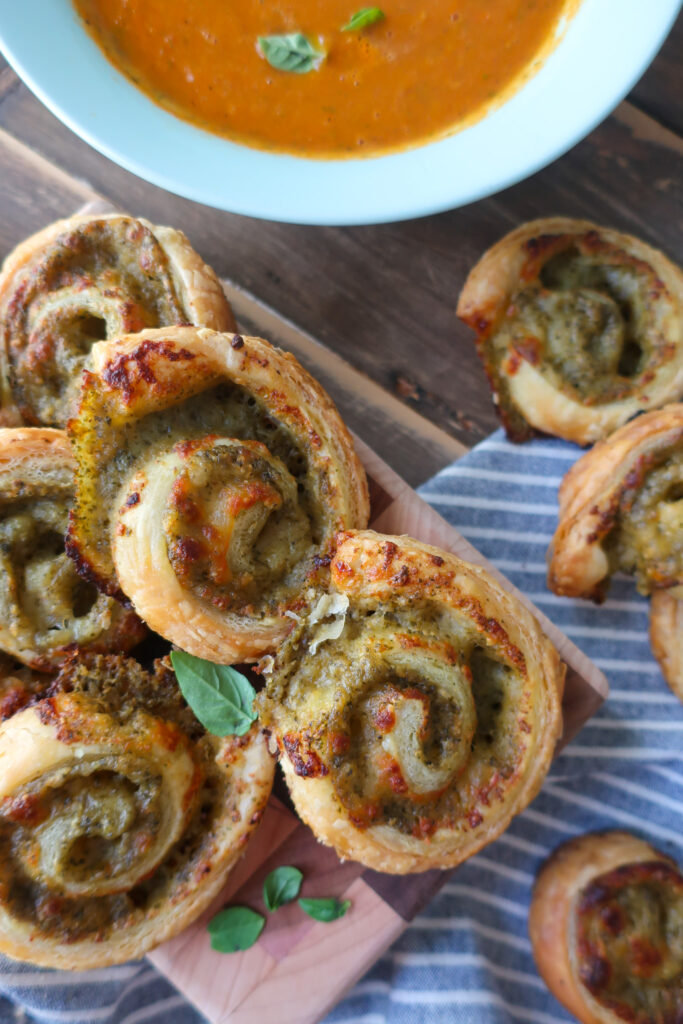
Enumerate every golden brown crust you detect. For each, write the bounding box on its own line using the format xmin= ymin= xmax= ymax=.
xmin=0 ymin=213 xmax=236 ymax=428
xmin=529 ymin=831 xmax=681 ymax=1024
xmin=457 ymin=218 xmax=683 ymax=444
xmin=0 ymin=652 xmax=47 ymax=722
xmin=0 ymin=427 xmax=144 ymax=669
xmin=260 ymin=529 xmax=564 ymax=873
xmin=0 ymin=655 xmax=275 ymax=968
xmin=650 ymin=590 xmax=683 ymax=702
xmin=67 ymin=326 xmax=370 ymax=663
xmin=144 ymin=221 xmax=237 ymax=334
xmin=547 ymin=404 xmax=683 ymax=600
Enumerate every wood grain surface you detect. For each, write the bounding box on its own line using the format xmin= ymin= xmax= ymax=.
xmin=0 ymin=25 xmax=679 ymax=1021
xmin=0 ymin=13 xmax=681 ymax=470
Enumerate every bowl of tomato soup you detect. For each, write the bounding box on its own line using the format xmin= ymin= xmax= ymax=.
xmin=0 ymin=0 xmax=679 ymax=223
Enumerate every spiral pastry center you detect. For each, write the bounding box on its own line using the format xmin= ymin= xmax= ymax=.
xmin=15 ymin=768 xmax=158 ymax=897
xmin=508 ymin=250 xmax=648 ymax=401
xmin=575 ymin=862 xmax=683 ymax=1020
xmin=269 ymin=599 xmax=528 ymax=838
xmin=3 ymin=219 xmax=185 ymax=426
xmin=160 ymin=437 xmax=311 ymax=612
xmin=0 ymin=692 xmax=199 ymax=907
xmin=330 ymin=648 xmax=477 ymax=821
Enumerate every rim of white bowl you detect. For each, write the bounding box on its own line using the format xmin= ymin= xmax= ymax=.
xmin=0 ymin=0 xmax=680 ymax=225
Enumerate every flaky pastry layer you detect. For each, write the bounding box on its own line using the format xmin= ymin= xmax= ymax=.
xmin=67 ymin=326 xmax=369 ymax=662
xmin=0 ymin=655 xmax=274 ymax=968
xmin=259 ymin=529 xmax=564 ymax=873
xmin=0 ymin=427 xmax=144 ymax=669
xmin=530 ymin=831 xmax=682 ymax=1024
xmin=458 ymin=217 xmax=683 ymax=444
xmin=650 ymin=590 xmax=683 ymax=703
xmin=548 ymin=404 xmax=683 ymax=600
xmin=0 ymin=213 xmax=236 ymax=427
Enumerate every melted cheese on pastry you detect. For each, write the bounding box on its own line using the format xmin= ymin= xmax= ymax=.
xmin=258 ymin=530 xmax=564 ymax=873
xmin=67 ymin=326 xmax=369 ymax=663
xmin=0 ymin=653 xmax=274 ymax=968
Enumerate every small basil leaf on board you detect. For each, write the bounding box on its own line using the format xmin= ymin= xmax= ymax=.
xmin=342 ymin=8 xmax=385 ymax=31
xmin=263 ymin=866 xmax=303 ymax=911
xmin=207 ymin=906 xmax=265 ymax=953
xmin=170 ymin=650 xmax=257 ymax=737
xmin=298 ymin=897 xmax=351 ymax=922
xmin=258 ymin=33 xmax=324 ymax=73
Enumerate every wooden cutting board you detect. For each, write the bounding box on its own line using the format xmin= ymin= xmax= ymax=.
xmin=77 ymin=223 xmax=606 ymax=1022
xmin=28 ymin=199 xmax=603 ymax=1024
xmin=0 ymin=91 xmax=675 ymax=1017
xmin=149 ymin=429 xmax=607 ymax=1024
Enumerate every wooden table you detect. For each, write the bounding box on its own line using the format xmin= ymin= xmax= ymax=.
xmin=0 ymin=14 xmax=681 ymax=487
xmin=0 ymin=22 xmax=676 ymax=1023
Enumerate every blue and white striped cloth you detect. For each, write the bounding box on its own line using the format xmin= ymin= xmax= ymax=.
xmin=2 ymin=429 xmax=681 ymax=1024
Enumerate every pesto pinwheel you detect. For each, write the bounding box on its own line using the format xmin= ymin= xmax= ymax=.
xmin=257 ymin=530 xmax=564 ymax=874
xmin=530 ymin=831 xmax=683 ymax=1024
xmin=0 ymin=653 xmax=274 ymax=968
xmin=457 ymin=218 xmax=683 ymax=444
xmin=0 ymin=213 xmax=236 ymax=428
xmin=0 ymin=427 xmax=144 ymax=670
xmin=67 ymin=326 xmax=369 ymax=663
xmin=548 ymin=404 xmax=683 ymax=602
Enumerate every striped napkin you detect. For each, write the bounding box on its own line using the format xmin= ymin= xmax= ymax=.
xmin=1 ymin=429 xmax=681 ymax=1024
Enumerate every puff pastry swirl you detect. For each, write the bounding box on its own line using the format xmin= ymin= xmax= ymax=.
xmin=0 ymin=653 xmax=274 ymax=968
xmin=457 ymin=218 xmax=683 ymax=444
xmin=67 ymin=327 xmax=369 ymax=663
xmin=0 ymin=427 xmax=144 ymax=670
xmin=258 ymin=530 xmax=564 ymax=874
xmin=548 ymin=404 xmax=683 ymax=601
xmin=0 ymin=213 xmax=236 ymax=428
xmin=529 ymin=831 xmax=683 ymax=1023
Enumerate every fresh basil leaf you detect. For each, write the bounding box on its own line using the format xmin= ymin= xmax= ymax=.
xmin=207 ymin=906 xmax=265 ymax=953
xmin=298 ymin=897 xmax=351 ymax=922
xmin=171 ymin=651 xmax=257 ymax=737
xmin=258 ymin=33 xmax=324 ymax=73
xmin=342 ymin=7 xmax=385 ymax=31
xmin=263 ymin=866 xmax=303 ymax=912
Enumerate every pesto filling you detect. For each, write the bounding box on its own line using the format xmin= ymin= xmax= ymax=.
xmin=0 ymin=484 xmax=110 ymax=655
xmin=609 ymin=445 xmax=683 ymax=593
xmin=260 ymin=599 xmax=526 ymax=835
xmin=164 ymin=439 xmax=312 ymax=613
xmin=485 ymin=246 xmax=666 ymax=433
xmin=4 ymin=218 xmax=186 ymax=427
xmin=87 ymin=380 xmax=329 ymax=613
xmin=576 ymin=864 xmax=683 ymax=1020
xmin=9 ymin=767 xmax=163 ymax=893
xmin=0 ymin=656 xmax=228 ymax=943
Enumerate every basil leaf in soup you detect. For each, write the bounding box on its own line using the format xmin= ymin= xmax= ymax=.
xmin=170 ymin=650 xmax=257 ymax=736
xmin=258 ymin=33 xmax=324 ymax=73
xmin=342 ymin=8 xmax=385 ymax=31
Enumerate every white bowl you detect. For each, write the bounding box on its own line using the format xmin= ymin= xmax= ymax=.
xmin=0 ymin=0 xmax=680 ymax=225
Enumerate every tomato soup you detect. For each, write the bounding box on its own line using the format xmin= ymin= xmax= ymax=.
xmin=74 ymin=0 xmax=575 ymax=158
